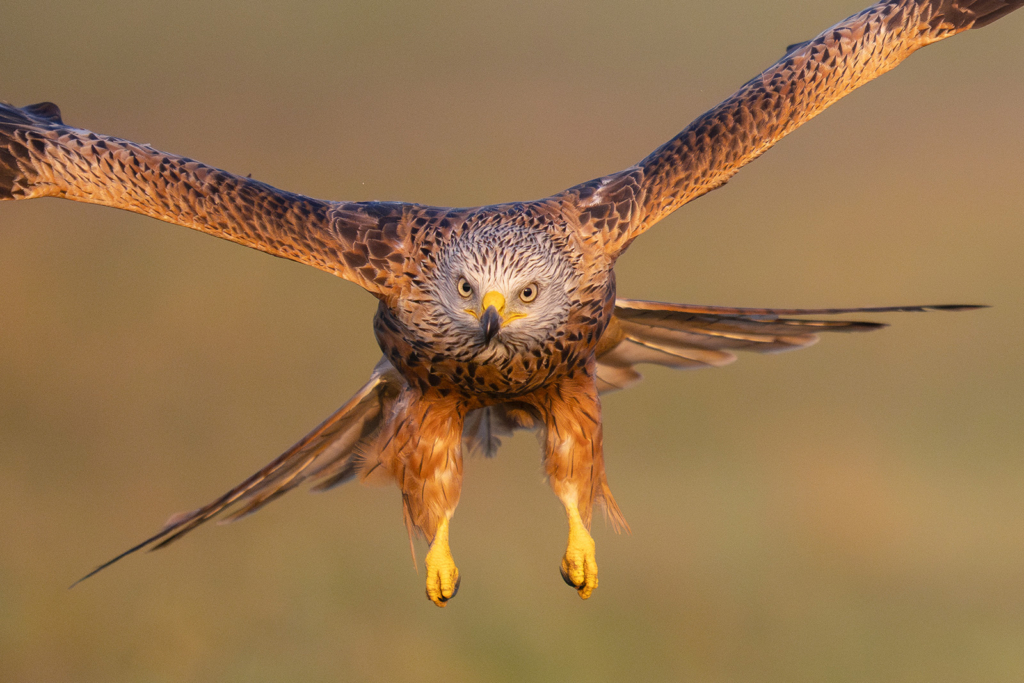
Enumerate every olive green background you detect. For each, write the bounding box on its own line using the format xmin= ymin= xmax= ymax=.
xmin=1 ymin=1 xmax=1022 ymax=681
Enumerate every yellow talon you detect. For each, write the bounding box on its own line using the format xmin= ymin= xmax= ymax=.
xmin=559 ymin=503 xmax=598 ymax=599
xmin=424 ymin=516 xmax=460 ymax=607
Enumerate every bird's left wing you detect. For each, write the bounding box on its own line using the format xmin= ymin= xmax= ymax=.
xmin=557 ymin=0 xmax=1023 ymax=254
xmin=0 ymin=102 xmax=419 ymax=297
xmin=594 ymin=298 xmax=980 ymax=391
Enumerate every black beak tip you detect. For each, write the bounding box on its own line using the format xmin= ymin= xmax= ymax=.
xmin=481 ymin=306 xmax=501 ymax=343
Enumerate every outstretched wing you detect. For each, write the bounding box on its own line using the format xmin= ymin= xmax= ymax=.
xmin=71 ymin=358 xmax=405 ymax=586
xmin=560 ymin=0 xmax=1023 ymax=253
xmin=0 ymin=102 xmax=420 ymax=297
xmin=593 ymin=299 xmax=982 ymax=391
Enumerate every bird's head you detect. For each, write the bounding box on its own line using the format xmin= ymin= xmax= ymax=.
xmin=427 ymin=225 xmax=574 ymax=359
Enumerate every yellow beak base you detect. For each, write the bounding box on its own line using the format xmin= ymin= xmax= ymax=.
xmin=481 ymin=291 xmax=506 ymax=316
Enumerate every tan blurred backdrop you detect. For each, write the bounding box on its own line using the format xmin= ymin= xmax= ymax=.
xmin=1 ymin=1 xmax=1023 ymax=681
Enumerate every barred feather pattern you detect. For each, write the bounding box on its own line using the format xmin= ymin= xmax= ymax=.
xmin=1 ymin=0 xmax=1012 ymax=589
xmin=560 ymin=0 xmax=1024 ymax=254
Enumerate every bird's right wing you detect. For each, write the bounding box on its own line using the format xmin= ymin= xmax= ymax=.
xmin=559 ymin=0 xmax=1023 ymax=255
xmin=593 ymin=299 xmax=981 ymax=392
xmin=0 ymin=102 xmax=424 ymax=297
xmin=71 ymin=357 xmax=406 ymax=585
xmin=70 ymin=355 xmax=543 ymax=582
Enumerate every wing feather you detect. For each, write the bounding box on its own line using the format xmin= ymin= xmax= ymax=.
xmin=71 ymin=359 xmax=403 ymax=586
xmin=599 ymin=335 xmax=738 ymax=370
xmin=561 ymin=0 xmax=1023 ymax=251
xmin=594 ymin=298 xmax=982 ymax=392
xmin=0 ymin=102 xmax=420 ymax=296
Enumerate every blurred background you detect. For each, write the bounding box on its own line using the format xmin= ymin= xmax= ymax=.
xmin=1 ymin=1 xmax=1022 ymax=681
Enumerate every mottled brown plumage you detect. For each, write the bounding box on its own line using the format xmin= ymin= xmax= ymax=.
xmin=1 ymin=0 xmax=1018 ymax=604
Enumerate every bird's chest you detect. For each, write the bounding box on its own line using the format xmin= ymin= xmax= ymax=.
xmin=372 ymin=280 xmax=614 ymax=402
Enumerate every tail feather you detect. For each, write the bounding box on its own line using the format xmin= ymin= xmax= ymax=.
xmin=461 ymin=402 xmax=542 ymax=458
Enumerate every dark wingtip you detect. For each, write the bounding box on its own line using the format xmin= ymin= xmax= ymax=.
xmin=68 ymin=534 xmax=157 ymax=589
xmin=968 ymin=1 xmax=1024 ymax=29
xmin=0 ymin=101 xmax=64 ymax=126
xmin=22 ymin=102 xmax=63 ymax=124
xmin=783 ymin=39 xmax=812 ymax=56
xmin=0 ymin=146 xmax=18 ymax=199
xmin=843 ymin=321 xmax=889 ymax=331
xmin=1 ymin=101 xmax=66 ymax=200
xmin=923 ymin=304 xmax=989 ymax=311
xmin=68 ymin=509 xmax=204 ymax=588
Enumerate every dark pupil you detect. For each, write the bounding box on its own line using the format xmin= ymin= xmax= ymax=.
xmin=524 ymin=287 xmax=533 ymax=298
xmin=461 ymin=281 xmax=470 ymax=293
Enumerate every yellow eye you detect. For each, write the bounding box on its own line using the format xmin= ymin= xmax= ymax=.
xmin=519 ymin=284 xmax=538 ymax=303
xmin=457 ymin=277 xmax=473 ymax=298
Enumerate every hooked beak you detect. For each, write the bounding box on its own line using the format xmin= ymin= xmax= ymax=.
xmin=467 ymin=291 xmax=526 ymax=344
xmin=481 ymin=305 xmax=501 ymax=343
xmin=480 ymin=291 xmax=505 ymax=343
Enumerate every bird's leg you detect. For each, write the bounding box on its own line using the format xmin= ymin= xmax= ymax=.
xmin=424 ymin=514 xmax=460 ymax=607
xmin=375 ymin=388 xmax=466 ymax=607
xmin=536 ymin=373 xmax=626 ymax=600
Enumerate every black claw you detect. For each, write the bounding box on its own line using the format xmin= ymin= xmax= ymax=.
xmin=560 ymin=564 xmax=579 ymax=588
xmin=427 ymin=573 xmax=462 ymax=605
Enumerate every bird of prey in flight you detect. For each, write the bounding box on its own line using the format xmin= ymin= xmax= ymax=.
xmin=1 ymin=0 xmax=1018 ymax=606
